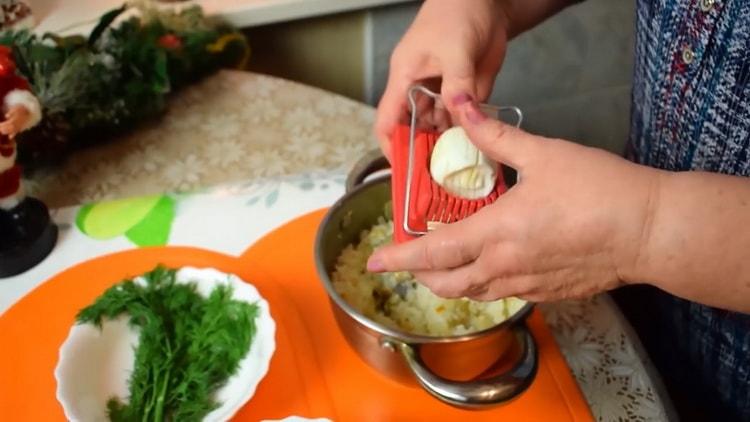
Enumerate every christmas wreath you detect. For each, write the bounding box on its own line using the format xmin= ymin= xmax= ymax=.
xmin=0 ymin=1 xmax=250 ymax=169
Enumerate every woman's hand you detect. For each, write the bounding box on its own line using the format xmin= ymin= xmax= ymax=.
xmin=375 ymin=0 xmax=511 ymax=159
xmin=368 ymin=98 xmax=662 ymax=302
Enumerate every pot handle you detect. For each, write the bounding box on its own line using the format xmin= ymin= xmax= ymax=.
xmin=345 ymin=149 xmax=391 ymax=193
xmin=384 ymin=326 xmax=537 ymax=409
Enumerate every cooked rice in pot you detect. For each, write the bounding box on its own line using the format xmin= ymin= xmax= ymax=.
xmin=332 ymin=217 xmax=526 ymax=336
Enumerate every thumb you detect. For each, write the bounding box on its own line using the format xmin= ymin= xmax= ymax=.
xmin=440 ymin=56 xmax=479 ymax=118
xmin=454 ymin=98 xmax=540 ymax=170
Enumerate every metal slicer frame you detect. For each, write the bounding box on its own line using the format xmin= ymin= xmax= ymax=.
xmin=403 ymin=84 xmax=523 ymax=237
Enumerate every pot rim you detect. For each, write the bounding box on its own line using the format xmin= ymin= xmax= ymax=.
xmin=315 ymin=174 xmax=535 ymax=344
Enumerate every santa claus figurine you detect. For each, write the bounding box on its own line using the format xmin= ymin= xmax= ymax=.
xmin=0 ymin=45 xmax=57 ymax=277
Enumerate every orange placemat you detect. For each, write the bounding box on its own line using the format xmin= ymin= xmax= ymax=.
xmin=0 ymin=209 xmax=593 ymax=421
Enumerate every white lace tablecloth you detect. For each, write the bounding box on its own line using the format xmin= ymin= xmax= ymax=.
xmin=17 ymin=70 xmax=674 ymax=421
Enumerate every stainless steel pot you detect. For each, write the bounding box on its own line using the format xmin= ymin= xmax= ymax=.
xmin=314 ymin=150 xmax=538 ymax=409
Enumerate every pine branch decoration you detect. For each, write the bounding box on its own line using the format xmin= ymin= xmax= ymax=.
xmin=0 ymin=2 xmax=250 ymax=169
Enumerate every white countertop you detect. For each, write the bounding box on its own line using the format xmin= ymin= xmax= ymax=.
xmin=9 ymin=69 xmax=673 ymax=421
xmin=30 ymin=0 xmax=410 ymax=35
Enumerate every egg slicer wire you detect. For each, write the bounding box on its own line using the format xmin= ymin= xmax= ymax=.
xmin=391 ymin=85 xmax=523 ymax=243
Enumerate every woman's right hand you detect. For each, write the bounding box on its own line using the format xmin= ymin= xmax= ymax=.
xmin=375 ymin=0 xmax=511 ymax=159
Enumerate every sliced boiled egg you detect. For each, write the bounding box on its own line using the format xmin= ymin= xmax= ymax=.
xmin=429 ymin=126 xmax=497 ymax=199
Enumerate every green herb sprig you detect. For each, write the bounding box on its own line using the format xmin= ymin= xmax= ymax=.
xmin=77 ymin=266 xmax=259 ymax=422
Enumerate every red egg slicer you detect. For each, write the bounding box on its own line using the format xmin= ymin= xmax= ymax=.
xmin=390 ymin=85 xmax=523 ymax=244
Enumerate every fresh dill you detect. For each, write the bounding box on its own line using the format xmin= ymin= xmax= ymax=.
xmin=77 ymin=266 xmax=258 ymax=421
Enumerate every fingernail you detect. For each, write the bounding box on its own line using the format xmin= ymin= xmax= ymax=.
xmin=465 ymin=101 xmax=487 ymax=125
xmin=451 ymin=93 xmax=473 ymax=107
xmin=367 ymin=255 xmax=385 ymax=272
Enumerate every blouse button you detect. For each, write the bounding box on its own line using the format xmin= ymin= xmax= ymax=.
xmin=682 ymin=46 xmax=695 ymax=65
xmin=700 ymin=0 xmax=715 ymax=12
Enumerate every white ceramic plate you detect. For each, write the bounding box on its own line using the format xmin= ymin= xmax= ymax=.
xmin=54 ymin=267 xmax=276 ymax=422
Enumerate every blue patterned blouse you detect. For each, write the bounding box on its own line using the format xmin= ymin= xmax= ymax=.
xmin=622 ymin=0 xmax=750 ymax=419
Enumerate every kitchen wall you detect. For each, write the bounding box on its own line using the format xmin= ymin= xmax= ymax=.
xmin=244 ymin=11 xmax=366 ymax=100
xmin=245 ymin=0 xmax=636 ymax=154
xmin=368 ymin=0 xmax=636 ymax=154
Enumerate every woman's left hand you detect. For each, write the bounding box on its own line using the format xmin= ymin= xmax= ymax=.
xmin=367 ymin=97 xmax=663 ymax=302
